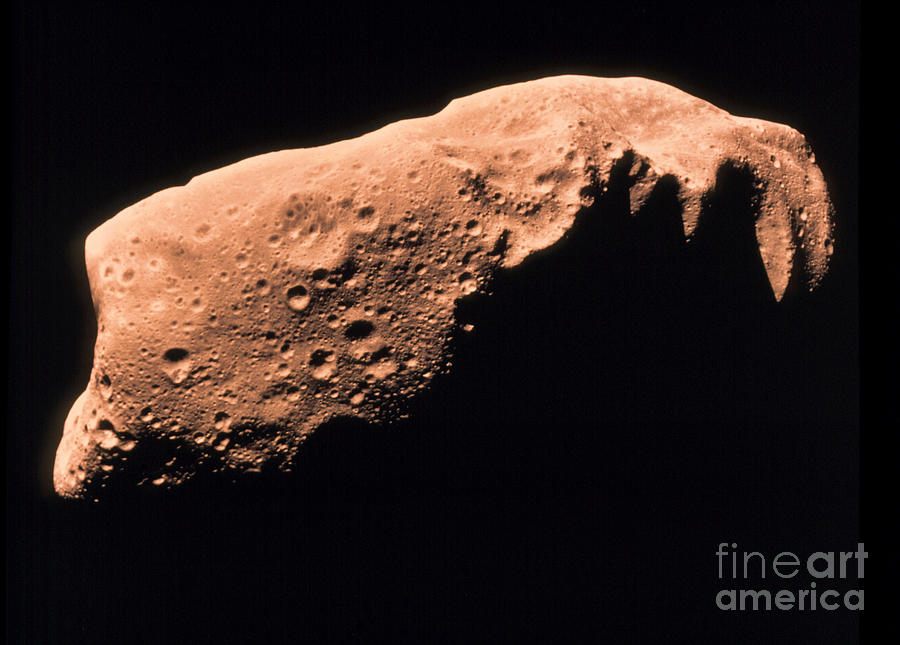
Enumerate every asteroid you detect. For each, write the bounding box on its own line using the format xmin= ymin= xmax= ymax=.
xmin=54 ymin=75 xmax=834 ymax=499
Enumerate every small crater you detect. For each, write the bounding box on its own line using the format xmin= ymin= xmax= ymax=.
xmin=286 ymin=284 xmax=310 ymax=312
xmin=462 ymin=174 xmax=487 ymax=201
xmin=458 ymin=272 xmax=477 ymax=294
xmin=162 ymin=348 xmax=189 ymax=362
xmin=310 ymin=349 xmax=334 ymax=366
xmin=98 ymin=433 xmax=119 ymax=450
xmin=98 ymin=374 xmax=113 ymax=399
xmin=96 ymin=419 xmax=118 ymax=450
xmin=309 ymin=349 xmax=337 ymax=379
xmin=371 ymin=345 xmax=392 ymax=362
xmin=214 ymin=411 xmax=232 ymax=431
xmin=364 ymin=361 xmax=398 ymax=383
xmin=344 ymin=320 xmax=375 ymax=340
xmin=312 ymin=364 xmax=336 ymax=380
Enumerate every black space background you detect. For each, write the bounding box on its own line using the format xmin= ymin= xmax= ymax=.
xmin=9 ymin=2 xmax=869 ymax=644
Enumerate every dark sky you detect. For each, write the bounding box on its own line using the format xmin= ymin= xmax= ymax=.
xmin=10 ymin=2 xmax=865 ymax=643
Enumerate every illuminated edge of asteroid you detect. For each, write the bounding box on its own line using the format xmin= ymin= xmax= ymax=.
xmin=54 ymin=75 xmax=834 ymax=499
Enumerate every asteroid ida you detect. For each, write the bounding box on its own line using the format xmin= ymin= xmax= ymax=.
xmin=54 ymin=75 xmax=834 ymax=499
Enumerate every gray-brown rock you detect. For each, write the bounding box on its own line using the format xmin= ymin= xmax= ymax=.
xmin=54 ymin=75 xmax=834 ymax=498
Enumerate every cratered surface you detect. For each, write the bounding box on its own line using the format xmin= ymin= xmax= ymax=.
xmin=54 ymin=75 xmax=834 ymax=498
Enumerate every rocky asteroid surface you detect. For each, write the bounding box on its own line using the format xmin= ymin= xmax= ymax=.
xmin=54 ymin=75 xmax=834 ymax=499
